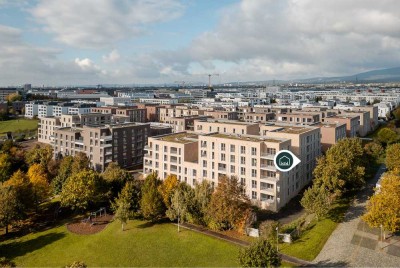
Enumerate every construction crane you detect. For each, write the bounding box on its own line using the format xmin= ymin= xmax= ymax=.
xmin=207 ymin=74 xmax=219 ymax=88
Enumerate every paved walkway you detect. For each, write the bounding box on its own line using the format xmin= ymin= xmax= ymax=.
xmin=314 ymin=164 xmax=400 ymax=267
xmin=176 ymin=222 xmax=312 ymax=266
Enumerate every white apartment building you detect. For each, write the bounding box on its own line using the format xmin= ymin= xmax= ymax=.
xmin=139 ymin=98 xmax=178 ymax=105
xmin=100 ymin=97 xmax=132 ymax=106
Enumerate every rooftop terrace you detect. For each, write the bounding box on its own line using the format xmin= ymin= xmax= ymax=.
xmin=158 ymin=132 xmax=199 ymax=144
xmin=209 ymin=133 xmax=284 ymax=143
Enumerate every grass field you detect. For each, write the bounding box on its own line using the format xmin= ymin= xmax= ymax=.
xmin=0 ymin=220 xmax=240 ymax=267
xmin=0 ymin=119 xmax=38 ymax=133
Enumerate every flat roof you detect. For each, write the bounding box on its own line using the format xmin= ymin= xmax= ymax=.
xmin=198 ymin=119 xmax=257 ymax=126
xmin=315 ymin=122 xmax=346 ymax=128
xmin=209 ymin=133 xmax=285 ymax=143
xmin=159 ymin=132 xmax=199 ymax=144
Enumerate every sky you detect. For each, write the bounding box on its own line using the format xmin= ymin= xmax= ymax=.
xmin=1 ymin=0 xmax=400 ymax=86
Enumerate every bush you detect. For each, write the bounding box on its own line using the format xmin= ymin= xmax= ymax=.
xmin=65 ymin=261 xmax=87 ymax=268
xmin=238 ymin=239 xmax=281 ymax=268
xmin=0 ymin=257 xmax=16 ymax=268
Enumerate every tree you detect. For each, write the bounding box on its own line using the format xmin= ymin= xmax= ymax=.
xmin=60 ymin=170 xmax=102 ymax=211
xmin=386 ymin=143 xmax=400 ymax=172
xmin=238 ymin=239 xmax=281 ymax=268
xmin=6 ymin=93 xmax=22 ymax=102
xmin=51 ymin=156 xmax=73 ymax=194
xmin=206 ymin=176 xmax=253 ymax=231
xmin=102 ymin=162 xmax=130 ymax=198
xmin=313 ymin=138 xmax=365 ymax=196
xmin=301 ymin=185 xmax=334 ymax=220
xmin=364 ymin=141 xmax=384 ymax=160
xmin=259 ymin=220 xmax=280 ymax=241
xmin=377 ymin=128 xmax=398 ymax=145
xmin=363 ymin=173 xmax=400 ymax=236
xmin=71 ymin=152 xmax=90 ymax=175
xmin=4 ymin=170 xmax=33 ymax=212
xmin=192 ymin=180 xmax=213 ymax=225
xmin=0 ymin=153 xmax=12 ymax=182
xmin=159 ymin=174 xmax=178 ymax=209
xmin=0 ymin=186 xmax=19 ymax=234
xmin=27 ymin=164 xmax=50 ymax=209
xmin=166 ymin=182 xmax=195 ymax=223
xmin=47 ymin=159 xmax=60 ymax=179
xmin=111 ymin=182 xmax=133 ymax=231
xmin=140 ymin=173 xmax=165 ymax=222
xmin=25 ymin=144 xmax=53 ymax=168
xmin=392 ymin=108 xmax=400 ymax=120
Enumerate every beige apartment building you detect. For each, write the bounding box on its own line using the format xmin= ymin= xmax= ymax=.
xmin=38 ymin=117 xmax=60 ymax=144
xmin=315 ymin=122 xmax=347 ymax=152
xmin=115 ymin=107 xmax=146 ymax=123
xmin=159 ymin=105 xmax=202 ymax=122
xmin=136 ymin=103 xmax=164 ymax=122
xmin=194 ymin=119 xmax=260 ymax=135
xmin=275 ymin=112 xmax=320 ymax=125
xmin=203 ymin=110 xmax=238 ymax=120
xmin=323 ymin=115 xmax=360 ymax=137
xmin=54 ymin=123 xmax=150 ymax=171
xmin=243 ymin=112 xmax=275 ymax=123
xmin=163 ymin=115 xmax=210 ymax=132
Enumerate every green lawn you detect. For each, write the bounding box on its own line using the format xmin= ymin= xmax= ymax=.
xmin=0 ymin=119 xmax=38 ymax=133
xmin=0 ymin=220 xmax=240 ymax=267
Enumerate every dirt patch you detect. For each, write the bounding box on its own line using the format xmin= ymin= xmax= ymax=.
xmin=66 ymin=214 xmax=113 ymax=235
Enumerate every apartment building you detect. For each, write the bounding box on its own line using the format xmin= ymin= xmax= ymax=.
xmin=54 ymin=123 xmax=150 ymax=171
xmin=341 ymin=111 xmax=371 ymax=137
xmin=203 ymin=110 xmax=238 ymax=120
xmin=38 ymin=117 xmax=60 ymax=144
xmin=91 ymin=107 xmax=117 ymax=115
xmin=352 ymin=106 xmax=378 ymax=130
xmin=243 ymin=112 xmax=275 ymax=123
xmin=159 ymin=105 xmax=202 ymax=122
xmin=275 ymin=112 xmax=320 ymax=125
xmin=164 ymin=115 xmax=210 ymax=132
xmin=115 ymin=108 xmax=146 ymax=123
xmin=315 ymin=123 xmax=347 ymax=152
xmin=194 ymin=119 xmax=260 ymax=135
xmin=100 ymin=97 xmax=131 ymax=106
xmin=136 ymin=103 xmax=164 ymax=122
xmin=25 ymin=101 xmax=41 ymax=118
xmin=323 ymin=115 xmax=360 ymax=137
xmin=139 ymin=98 xmax=178 ymax=105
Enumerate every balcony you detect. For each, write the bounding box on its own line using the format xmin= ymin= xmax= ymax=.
xmin=218 ymin=166 xmax=226 ymax=172
xmin=260 ymin=164 xmax=276 ymax=171
xmin=100 ymin=135 xmax=112 ymax=141
xmin=75 ymin=138 xmax=84 ymax=146
xmin=105 ymin=150 xmax=112 ymax=156
xmin=170 ymin=148 xmax=178 ymax=154
xmin=261 ymin=153 xmax=275 ymax=159
xmin=170 ymin=158 xmax=178 ymax=163
xmin=144 ymin=160 xmax=152 ymax=166
xmin=261 ymin=175 xmax=278 ymax=181
xmin=144 ymin=145 xmax=150 ymax=150
xmin=100 ymin=143 xmax=112 ymax=148
xmin=105 ymin=158 xmax=112 ymax=163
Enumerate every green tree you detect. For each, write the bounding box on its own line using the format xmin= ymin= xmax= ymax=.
xmin=363 ymin=173 xmax=400 ymax=236
xmin=301 ymin=185 xmax=334 ymax=220
xmin=206 ymin=175 xmax=252 ymax=231
xmin=364 ymin=141 xmax=384 ymax=160
xmin=0 ymin=153 xmax=12 ymax=182
xmin=377 ymin=128 xmax=399 ymax=145
xmin=71 ymin=152 xmax=90 ymax=175
xmin=102 ymin=162 xmax=130 ymax=198
xmin=0 ymin=186 xmax=19 ymax=234
xmin=166 ymin=182 xmax=195 ymax=223
xmin=51 ymin=156 xmax=74 ymax=194
xmin=313 ymin=138 xmax=365 ymax=196
xmin=111 ymin=182 xmax=133 ymax=231
xmin=60 ymin=170 xmax=102 ymax=211
xmin=192 ymin=180 xmax=213 ymax=224
xmin=386 ymin=143 xmax=400 ymax=172
xmin=392 ymin=108 xmax=400 ymax=120
xmin=140 ymin=173 xmax=165 ymax=222
xmin=159 ymin=174 xmax=179 ymax=209
xmin=238 ymin=239 xmax=281 ymax=268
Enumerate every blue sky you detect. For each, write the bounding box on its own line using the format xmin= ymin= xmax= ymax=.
xmin=0 ymin=0 xmax=400 ymax=86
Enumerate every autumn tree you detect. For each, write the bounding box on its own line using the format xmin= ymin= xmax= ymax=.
xmin=191 ymin=180 xmax=213 ymax=224
xmin=363 ymin=172 xmax=400 ymax=236
xmin=140 ymin=173 xmax=165 ymax=222
xmin=6 ymin=93 xmax=22 ymax=102
xmin=71 ymin=152 xmax=90 ymax=175
xmin=206 ymin=175 xmax=252 ymax=231
xmin=0 ymin=186 xmax=19 ymax=234
xmin=364 ymin=141 xmax=384 ymax=160
xmin=313 ymin=138 xmax=365 ymax=197
xmin=385 ymin=143 xmax=400 ymax=172
xmin=166 ymin=182 xmax=195 ymax=223
xmin=159 ymin=174 xmax=179 ymax=209
xmin=238 ymin=239 xmax=281 ymax=268
xmin=25 ymin=144 xmax=53 ymax=169
xmin=111 ymin=182 xmax=133 ymax=231
xmin=0 ymin=153 xmax=12 ymax=182
xmin=4 ymin=170 xmax=33 ymax=212
xmin=51 ymin=156 xmax=73 ymax=194
xmin=377 ymin=128 xmax=398 ymax=145
xmin=102 ymin=162 xmax=131 ymax=198
xmin=60 ymin=170 xmax=103 ymax=211
xmin=27 ymin=163 xmax=50 ymax=209
xmin=301 ymin=185 xmax=334 ymax=220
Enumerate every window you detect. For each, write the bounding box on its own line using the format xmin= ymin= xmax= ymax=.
xmin=241 ymin=146 xmax=246 ymax=154
xmin=252 ymin=158 xmax=257 ymax=167
xmin=221 ymin=143 xmax=226 ymax=151
xmin=252 ymin=191 xmax=257 ymax=199
xmin=230 ymin=144 xmax=235 ymax=152
xmin=221 ymin=153 xmax=226 ymax=161
xmin=230 ymin=165 xmax=235 ymax=173
xmin=241 ymin=167 xmax=246 ymax=175
xmin=203 ymin=160 xmax=207 ymax=168
xmin=252 ymin=169 xmax=257 ymax=177
xmin=203 ymin=170 xmax=207 ymax=177
xmin=252 ymin=180 xmax=257 ymax=189
xmin=241 ymin=178 xmax=246 ymax=185
xmin=241 ymin=156 xmax=246 ymax=165
xmin=251 ymin=147 xmax=257 ymax=155
xmin=193 ymin=170 xmax=197 ymax=176
xmin=230 ymin=155 xmax=235 ymax=163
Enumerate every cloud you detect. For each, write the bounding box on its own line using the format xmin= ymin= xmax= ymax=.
xmin=102 ymin=49 xmax=121 ymax=63
xmin=31 ymin=0 xmax=185 ymax=49
xmin=152 ymin=0 xmax=400 ymax=81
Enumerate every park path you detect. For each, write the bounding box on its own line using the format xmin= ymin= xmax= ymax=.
xmin=175 ymin=222 xmax=312 ymax=266
xmin=314 ymin=164 xmax=400 ymax=267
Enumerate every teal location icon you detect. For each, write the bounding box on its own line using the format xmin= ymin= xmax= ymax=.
xmin=274 ymin=150 xmax=301 ymax=172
